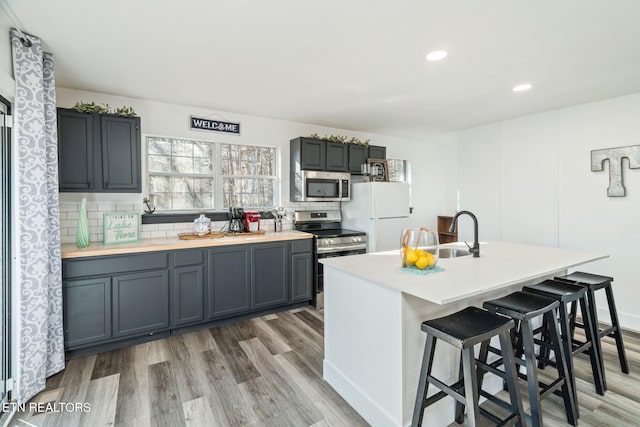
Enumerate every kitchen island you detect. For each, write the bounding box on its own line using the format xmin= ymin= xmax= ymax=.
xmin=320 ymin=241 xmax=607 ymax=427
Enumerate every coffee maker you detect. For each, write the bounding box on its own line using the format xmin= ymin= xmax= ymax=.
xmin=228 ymin=207 xmax=244 ymax=233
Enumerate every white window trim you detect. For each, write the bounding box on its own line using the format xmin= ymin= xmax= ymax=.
xmin=144 ymin=134 xmax=279 ymax=212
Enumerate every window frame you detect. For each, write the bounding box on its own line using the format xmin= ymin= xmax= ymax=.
xmin=145 ymin=134 xmax=279 ymax=212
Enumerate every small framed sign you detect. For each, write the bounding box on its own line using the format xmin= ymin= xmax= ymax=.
xmin=103 ymin=212 xmax=141 ymax=245
xmin=190 ymin=116 xmax=241 ymax=135
xmin=367 ymin=158 xmax=389 ymax=182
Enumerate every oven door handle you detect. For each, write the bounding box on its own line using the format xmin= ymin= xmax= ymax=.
xmin=317 ymin=244 xmax=367 ymax=254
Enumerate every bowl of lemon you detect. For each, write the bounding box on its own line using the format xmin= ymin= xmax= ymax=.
xmin=400 ymin=228 xmax=440 ymax=273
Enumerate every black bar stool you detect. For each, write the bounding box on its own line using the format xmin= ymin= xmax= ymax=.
xmin=412 ymin=306 xmax=524 ymax=427
xmin=482 ymin=291 xmax=577 ymax=427
xmin=555 ymin=271 xmax=629 ymax=389
xmin=522 ymin=279 xmax=605 ymax=409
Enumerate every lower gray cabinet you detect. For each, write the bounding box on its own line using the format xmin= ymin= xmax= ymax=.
xmin=290 ymin=239 xmax=313 ymax=303
xmin=112 ymin=270 xmax=169 ymax=337
xmin=208 ymin=246 xmax=251 ymax=319
xmin=63 ymin=276 xmax=111 ymax=348
xmin=172 ymin=266 xmax=204 ymax=327
xmin=252 ymin=242 xmax=288 ymax=309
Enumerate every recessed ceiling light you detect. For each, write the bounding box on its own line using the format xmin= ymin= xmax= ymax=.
xmin=513 ymin=83 xmax=533 ymax=92
xmin=426 ymin=50 xmax=447 ymax=61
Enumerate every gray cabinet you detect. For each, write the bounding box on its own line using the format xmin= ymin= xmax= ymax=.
xmin=63 ymin=276 xmax=111 ymax=347
xmin=368 ymin=145 xmax=386 ymax=160
xmin=62 ymin=238 xmax=313 ymax=356
xmin=57 ymin=108 xmax=141 ymax=193
xmin=348 ymin=143 xmax=368 ymax=174
xmin=252 ymin=242 xmax=288 ymax=309
xmin=325 ymin=141 xmax=349 ymax=172
xmin=112 ymin=270 xmax=169 ymax=337
xmin=208 ymin=246 xmax=251 ymax=319
xmin=290 ymin=240 xmax=313 ymax=302
xmin=292 ymin=137 xmax=326 ymax=170
xmin=172 ymin=249 xmax=205 ymax=327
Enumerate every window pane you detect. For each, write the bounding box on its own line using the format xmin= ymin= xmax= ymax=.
xmin=388 ymin=159 xmax=407 ymax=182
xmin=223 ymin=177 xmax=274 ymax=208
xmin=194 ymin=142 xmax=213 ymax=159
xmin=172 ymin=193 xmax=195 ymax=210
xmin=194 ymin=193 xmax=214 ymax=209
xmin=149 ymin=175 xmax=171 ymax=193
xmin=172 ymin=141 xmax=193 ymax=157
xmin=153 ymin=193 xmax=172 ymax=210
xmin=193 ymin=177 xmax=214 ymax=193
xmin=148 ymin=139 xmax=171 ymax=156
xmin=171 ymin=176 xmax=193 ymax=193
xmin=194 ymin=158 xmax=213 ymax=174
xmin=148 ymin=155 xmax=171 ymax=173
xmin=172 ymin=157 xmax=194 ymax=174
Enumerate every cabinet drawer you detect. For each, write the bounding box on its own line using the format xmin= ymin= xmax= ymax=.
xmin=63 ymin=252 xmax=168 ymax=279
xmin=291 ymin=239 xmax=312 ymax=254
xmin=174 ymin=249 xmax=204 ymax=267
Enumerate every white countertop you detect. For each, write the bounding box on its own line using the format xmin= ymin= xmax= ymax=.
xmin=61 ymin=230 xmax=312 ymax=259
xmin=320 ymin=241 xmax=608 ymax=305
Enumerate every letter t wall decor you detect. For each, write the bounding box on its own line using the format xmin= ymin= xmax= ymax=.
xmin=591 ymin=145 xmax=640 ymax=197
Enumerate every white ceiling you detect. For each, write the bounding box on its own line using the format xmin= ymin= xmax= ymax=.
xmin=5 ymin=0 xmax=640 ymax=139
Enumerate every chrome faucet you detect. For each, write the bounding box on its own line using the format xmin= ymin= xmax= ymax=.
xmin=449 ymin=210 xmax=480 ymax=257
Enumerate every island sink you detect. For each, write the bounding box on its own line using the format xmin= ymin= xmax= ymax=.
xmin=438 ymin=247 xmax=471 ymax=258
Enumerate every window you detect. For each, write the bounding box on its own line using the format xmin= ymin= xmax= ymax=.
xmin=387 ymin=159 xmax=409 ymax=182
xmin=147 ymin=136 xmax=277 ymax=211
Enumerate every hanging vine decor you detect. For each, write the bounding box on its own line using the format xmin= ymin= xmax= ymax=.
xmin=73 ymin=101 xmax=138 ymax=117
xmin=308 ymin=133 xmax=370 ymax=145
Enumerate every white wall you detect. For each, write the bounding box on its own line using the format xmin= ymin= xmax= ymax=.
xmin=56 ymin=87 xmax=458 ymax=238
xmin=0 ymin=3 xmax=15 ymax=99
xmin=457 ymin=92 xmax=640 ymax=331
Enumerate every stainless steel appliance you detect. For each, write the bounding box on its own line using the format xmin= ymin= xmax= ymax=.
xmin=291 ymin=170 xmax=351 ymax=202
xmin=229 ymin=207 xmax=244 ymax=233
xmin=294 ymin=210 xmax=366 ymax=308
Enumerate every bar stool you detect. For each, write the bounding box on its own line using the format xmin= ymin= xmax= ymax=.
xmin=522 ymin=279 xmax=605 ymax=410
xmin=482 ymin=291 xmax=577 ymax=427
xmin=412 ymin=306 xmax=524 ymax=427
xmin=555 ymin=271 xmax=629 ymax=390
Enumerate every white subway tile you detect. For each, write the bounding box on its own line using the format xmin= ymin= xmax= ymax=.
xmin=88 ymin=212 xmax=102 ymax=220
xmin=90 ymin=233 xmax=99 ymax=242
xmin=142 ymin=224 xmax=159 ymax=232
xmin=85 ymin=202 xmax=98 ymax=212
xmin=140 ymin=231 xmax=151 ymax=239
xmin=60 ymin=220 xmax=77 ymax=228
xmin=87 ymin=219 xmax=98 ymax=227
xmin=58 ymin=212 xmax=67 ymax=221
xmin=150 ymin=230 xmax=167 ymax=239
xmin=61 ymin=235 xmax=75 ymax=244
xmin=66 ymin=212 xmax=79 ymax=220
xmin=59 ymin=203 xmax=78 ymax=213
xmin=116 ymin=203 xmax=135 ymax=211
xmin=98 ymin=203 xmax=116 ymax=212
xmin=158 ymin=223 xmax=175 ymax=231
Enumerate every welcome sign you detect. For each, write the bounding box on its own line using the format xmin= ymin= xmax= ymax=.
xmin=103 ymin=212 xmax=141 ymax=245
xmin=190 ymin=116 xmax=241 ymax=135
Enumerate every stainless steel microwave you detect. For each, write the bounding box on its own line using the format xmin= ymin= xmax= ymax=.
xmin=291 ymin=170 xmax=351 ymax=202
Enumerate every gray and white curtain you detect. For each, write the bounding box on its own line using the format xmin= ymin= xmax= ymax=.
xmin=11 ymin=29 xmax=64 ymax=404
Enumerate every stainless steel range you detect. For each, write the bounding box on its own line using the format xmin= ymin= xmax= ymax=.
xmin=294 ymin=210 xmax=367 ymax=308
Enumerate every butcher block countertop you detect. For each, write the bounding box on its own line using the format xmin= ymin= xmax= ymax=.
xmin=61 ymin=230 xmax=313 ymax=259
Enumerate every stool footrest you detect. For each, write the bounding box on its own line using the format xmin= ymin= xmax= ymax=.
xmin=478 ymin=392 xmax=522 ymax=427
xmin=425 ymin=376 xmax=465 ymax=406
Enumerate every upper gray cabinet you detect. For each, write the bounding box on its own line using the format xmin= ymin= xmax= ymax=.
xmin=57 ymin=108 xmax=141 ymax=193
xmin=291 ymin=137 xmax=385 ymax=175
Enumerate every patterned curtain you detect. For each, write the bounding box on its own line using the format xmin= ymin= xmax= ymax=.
xmin=10 ymin=29 xmax=65 ymax=404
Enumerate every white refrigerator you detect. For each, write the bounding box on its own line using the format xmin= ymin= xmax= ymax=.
xmin=341 ymin=182 xmax=411 ymax=253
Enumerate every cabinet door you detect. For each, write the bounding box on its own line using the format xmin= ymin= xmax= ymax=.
xmin=63 ymin=277 xmax=111 ymax=348
xmin=208 ymin=246 xmax=251 ymax=319
xmin=172 ymin=266 xmax=204 ymax=327
xmin=57 ymin=109 xmax=95 ymax=191
xmin=299 ymin=138 xmax=326 ymax=170
xmin=326 ymin=141 xmax=348 ymax=172
xmin=368 ymin=145 xmax=386 ymax=160
xmin=252 ymin=242 xmax=288 ymax=309
xmin=112 ymin=270 xmax=169 ymax=337
xmin=100 ymin=115 xmax=141 ymax=192
xmin=290 ymin=252 xmax=313 ymax=302
xmin=348 ymin=143 xmax=368 ymax=174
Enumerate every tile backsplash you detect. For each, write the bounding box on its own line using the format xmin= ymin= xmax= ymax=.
xmin=59 ymin=200 xmax=339 ymax=244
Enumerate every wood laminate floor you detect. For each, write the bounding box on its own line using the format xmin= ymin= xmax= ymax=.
xmin=8 ymin=307 xmax=640 ymax=427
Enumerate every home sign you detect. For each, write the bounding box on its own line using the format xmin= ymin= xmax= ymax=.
xmin=103 ymin=212 xmax=141 ymax=245
xmin=190 ymin=116 xmax=240 ymax=135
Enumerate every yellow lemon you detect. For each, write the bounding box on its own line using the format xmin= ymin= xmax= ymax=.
xmin=415 ymin=256 xmax=429 ymax=269
xmin=405 ymin=251 xmax=418 ymax=266
xmin=414 ymin=249 xmax=427 ymax=258
xmin=425 ymin=253 xmax=436 ymax=267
